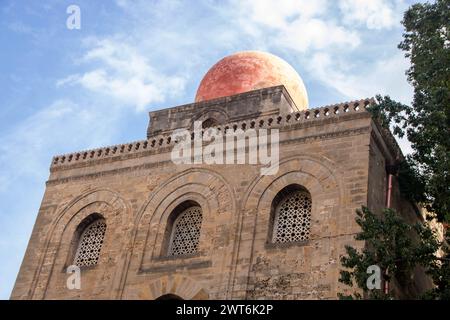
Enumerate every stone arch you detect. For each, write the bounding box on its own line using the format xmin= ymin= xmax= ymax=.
xmin=119 ymin=168 xmax=237 ymax=298
xmin=242 ymin=155 xmax=344 ymax=212
xmin=69 ymin=212 xmax=107 ymax=268
xmin=29 ymin=188 xmax=132 ymax=299
xmin=202 ymin=118 xmax=219 ymax=129
xmin=146 ymin=188 xmax=216 ymax=260
xmin=268 ymin=184 xmax=312 ymax=244
xmin=163 ymin=200 xmax=203 ymax=257
xmin=229 ymin=155 xmax=346 ymax=298
xmin=139 ymin=167 xmax=236 ymax=222
xmin=124 ymin=275 xmax=209 ymax=300
xmin=137 ymin=169 xmax=235 ymax=263
xmin=191 ymin=107 xmax=229 ymax=128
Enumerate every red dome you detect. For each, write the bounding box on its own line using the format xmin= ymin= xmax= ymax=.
xmin=195 ymin=51 xmax=308 ymax=110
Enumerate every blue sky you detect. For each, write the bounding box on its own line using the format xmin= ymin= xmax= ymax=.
xmin=0 ymin=0 xmax=421 ymax=299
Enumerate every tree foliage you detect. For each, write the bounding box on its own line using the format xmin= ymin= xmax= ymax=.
xmin=370 ymin=0 xmax=450 ymax=222
xmin=340 ymin=0 xmax=450 ymax=300
xmin=423 ymin=228 xmax=450 ymax=300
xmin=338 ymin=207 xmax=441 ymax=299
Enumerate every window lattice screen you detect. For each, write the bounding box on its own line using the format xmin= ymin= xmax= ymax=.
xmin=272 ymin=190 xmax=311 ymax=243
xmin=74 ymin=219 xmax=106 ymax=267
xmin=168 ymin=206 xmax=203 ymax=256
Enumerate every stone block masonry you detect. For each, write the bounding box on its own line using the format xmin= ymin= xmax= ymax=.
xmin=11 ymin=86 xmax=429 ymax=300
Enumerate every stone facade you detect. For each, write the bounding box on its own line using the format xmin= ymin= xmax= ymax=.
xmin=11 ymin=85 xmax=429 ymax=300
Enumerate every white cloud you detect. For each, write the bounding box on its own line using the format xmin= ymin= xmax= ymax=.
xmin=234 ymin=0 xmax=361 ymax=52
xmin=0 ymin=97 xmax=125 ymax=299
xmin=7 ymin=21 xmax=34 ymax=35
xmin=230 ymin=0 xmax=412 ymax=109
xmin=0 ymin=99 xmax=119 ymax=192
xmin=277 ymin=18 xmax=360 ymax=53
xmin=308 ymin=51 xmax=413 ymax=104
xmin=55 ymin=74 xmax=79 ymax=87
xmin=338 ymin=0 xmax=398 ymax=30
xmin=58 ymin=38 xmax=186 ymax=112
xmin=305 ymin=50 xmax=415 ymax=155
xmin=237 ymin=0 xmax=328 ymax=30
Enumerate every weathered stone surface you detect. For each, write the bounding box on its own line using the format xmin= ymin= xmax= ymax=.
xmin=11 ymin=87 xmax=430 ymax=300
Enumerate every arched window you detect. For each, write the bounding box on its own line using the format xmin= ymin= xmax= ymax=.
xmin=167 ymin=204 xmax=203 ymax=256
xmin=271 ymin=185 xmax=311 ymax=243
xmin=73 ymin=218 xmax=107 ymax=267
xmin=202 ymin=118 xmax=218 ymax=129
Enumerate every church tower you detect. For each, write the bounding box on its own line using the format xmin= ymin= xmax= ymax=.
xmin=11 ymin=51 xmax=431 ymax=299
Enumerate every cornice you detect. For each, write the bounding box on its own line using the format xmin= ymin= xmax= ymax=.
xmin=50 ymin=98 xmax=374 ymax=172
xmin=47 ymin=125 xmax=371 ymax=186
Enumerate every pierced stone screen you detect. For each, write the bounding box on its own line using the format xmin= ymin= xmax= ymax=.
xmin=74 ymin=219 xmax=107 ymax=267
xmin=273 ymin=190 xmax=311 ymax=243
xmin=169 ymin=206 xmax=203 ymax=256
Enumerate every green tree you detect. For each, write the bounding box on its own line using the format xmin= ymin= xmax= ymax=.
xmin=370 ymin=0 xmax=450 ymax=222
xmin=341 ymin=0 xmax=450 ymax=299
xmin=338 ymin=207 xmax=441 ymax=299
xmin=423 ymin=228 xmax=450 ymax=299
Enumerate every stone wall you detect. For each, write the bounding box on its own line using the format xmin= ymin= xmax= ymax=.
xmin=11 ymin=87 xmax=426 ymax=300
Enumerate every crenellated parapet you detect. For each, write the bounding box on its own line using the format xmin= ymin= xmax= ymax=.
xmin=51 ymin=98 xmax=375 ymax=170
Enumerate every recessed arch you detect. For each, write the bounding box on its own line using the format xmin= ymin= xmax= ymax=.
xmin=202 ymin=118 xmax=219 ymax=129
xmin=229 ymin=155 xmax=345 ymax=299
xmin=155 ymin=293 xmax=184 ymax=300
xmin=119 ymin=168 xmax=237 ymax=299
xmin=128 ymin=168 xmax=236 ymax=261
xmin=67 ymin=212 xmax=107 ymax=268
xmin=29 ymin=188 xmax=132 ymax=300
xmin=163 ymin=200 xmax=203 ymax=257
xmin=241 ymin=155 xmax=343 ymax=212
xmin=191 ymin=107 xmax=230 ymax=129
xmin=268 ymin=184 xmax=312 ymax=244
xmin=124 ymin=275 xmax=209 ymax=300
